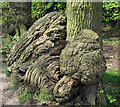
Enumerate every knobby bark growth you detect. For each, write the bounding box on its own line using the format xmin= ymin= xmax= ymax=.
xmin=7 ymin=2 xmax=107 ymax=105
xmin=66 ymin=1 xmax=106 ymax=105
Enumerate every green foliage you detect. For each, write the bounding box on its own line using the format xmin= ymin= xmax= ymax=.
xmin=118 ymin=39 xmax=120 ymax=46
xmin=2 ymin=2 xmax=9 ymax=23
xmin=18 ymin=91 xmax=32 ymax=104
xmin=18 ymin=87 xmax=51 ymax=104
xmin=12 ymin=77 xmax=19 ymax=90
xmin=104 ymin=86 xmax=120 ymax=105
xmin=103 ymin=2 xmax=120 ymax=25
xmin=103 ymin=47 xmax=106 ymax=50
xmin=0 ymin=34 xmax=19 ymax=55
xmin=12 ymin=78 xmax=19 ymax=86
xmin=102 ymin=70 xmax=120 ymax=105
xmin=102 ymin=70 xmax=120 ymax=85
xmin=118 ymin=56 xmax=120 ymax=60
xmin=102 ymin=39 xmax=117 ymax=45
xmin=109 ymin=27 xmax=119 ymax=34
xmin=0 ymin=47 xmax=10 ymax=54
xmin=31 ymin=2 xmax=66 ymax=19
xmin=34 ymin=88 xmax=51 ymax=102
xmin=102 ymin=40 xmax=110 ymax=44
xmin=102 ymin=35 xmax=119 ymax=47
xmin=109 ymin=37 xmax=118 ymax=41
xmin=3 ymin=66 xmax=10 ymax=77
xmin=9 ymin=76 xmax=19 ymax=91
xmin=101 ymin=34 xmax=110 ymax=40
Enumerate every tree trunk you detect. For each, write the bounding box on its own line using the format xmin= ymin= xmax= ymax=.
xmin=4 ymin=2 xmax=32 ymax=36
xmin=66 ymin=1 xmax=106 ymax=105
xmin=7 ymin=12 xmax=67 ymax=101
xmin=116 ymin=19 xmax=120 ymax=31
xmin=7 ymin=4 xmax=107 ymax=105
xmin=15 ymin=2 xmax=32 ymax=37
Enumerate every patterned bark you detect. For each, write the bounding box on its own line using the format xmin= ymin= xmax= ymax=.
xmin=7 ymin=12 xmax=106 ymax=105
xmin=54 ymin=29 xmax=106 ymax=104
xmin=60 ymin=29 xmax=105 ymax=85
xmin=66 ymin=2 xmax=106 ymax=105
xmin=7 ymin=12 xmax=66 ymax=95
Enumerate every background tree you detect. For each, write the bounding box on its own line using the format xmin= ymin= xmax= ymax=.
xmin=2 ymin=2 xmax=32 ymax=36
xmin=67 ymin=1 xmax=106 ymax=105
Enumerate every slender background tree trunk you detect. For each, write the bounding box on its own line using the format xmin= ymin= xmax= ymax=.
xmin=3 ymin=2 xmax=32 ymax=36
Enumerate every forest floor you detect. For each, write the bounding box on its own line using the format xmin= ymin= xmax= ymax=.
xmin=0 ymin=26 xmax=120 ymax=106
xmin=102 ymin=26 xmax=120 ymax=73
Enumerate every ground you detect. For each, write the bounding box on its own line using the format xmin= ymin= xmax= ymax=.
xmin=0 ymin=26 xmax=120 ymax=105
xmin=102 ymin=26 xmax=120 ymax=73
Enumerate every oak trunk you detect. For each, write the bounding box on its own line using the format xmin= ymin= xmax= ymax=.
xmin=66 ymin=2 xmax=106 ymax=105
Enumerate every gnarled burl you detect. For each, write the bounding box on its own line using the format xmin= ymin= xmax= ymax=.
xmin=55 ymin=29 xmax=106 ymax=103
xmin=7 ymin=12 xmax=106 ymax=104
xmin=7 ymin=12 xmax=66 ymax=95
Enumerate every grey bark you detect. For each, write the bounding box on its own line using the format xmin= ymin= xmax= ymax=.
xmin=7 ymin=12 xmax=106 ymax=105
xmin=7 ymin=12 xmax=67 ymax=99
xmin=66 ymin=2 xmax=106 ymax=105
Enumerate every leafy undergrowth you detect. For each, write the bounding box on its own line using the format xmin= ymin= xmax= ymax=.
xmin=18 ymin=91 xmax=33 ymax=104
xmin=102 ymin=70 xmax=120 ymax=106
xmin=101 ymin=25 xmax=120 ymax=106
xmin=103 ymin=70 xmax=120 ymax=85
xmin=0 ymin=34 xmax=19 ymax=55
xmin=6 ymin=76 xmax=51 ymax=105
xmin=17 ymin=87 xmax=51 ymax=104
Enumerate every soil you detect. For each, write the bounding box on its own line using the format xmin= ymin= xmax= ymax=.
xmin=0 ymin=26 xmax=120 ymax=106
xmin=102 ymin=26 xmax=120 ymax=73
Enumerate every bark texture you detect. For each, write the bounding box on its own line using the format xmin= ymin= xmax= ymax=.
xmin=67 ymin=2 xmax=102 ymax=41
xmin=66 ymin=2 xmax=106 ymax=105
xmin=60 ymin=29 xmax=106 ymax=105
xmin=7 ymin=12 xmax=106 ymax=105
xmin=60 ymin=29 xmax=105 ymax=85
xmin=7 ymin=12 xmax=66 ymax=95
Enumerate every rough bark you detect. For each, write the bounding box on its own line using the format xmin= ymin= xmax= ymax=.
xmin=7 ymin=12 xmax=67 ymax=98
xmin=7 ymin=11 xmax=106 ymax=105
xmin=60 ymin=29 xmax=106 ymax=105
xmin=66 ymin=2 xmax=106 ymax=105
xmin=67 ymin=2 xmax=103 ymax=45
